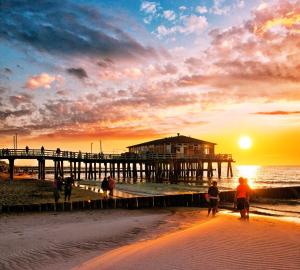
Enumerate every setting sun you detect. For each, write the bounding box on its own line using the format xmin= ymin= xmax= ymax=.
xmin=239 ymin=136 xmax=252 ymax=149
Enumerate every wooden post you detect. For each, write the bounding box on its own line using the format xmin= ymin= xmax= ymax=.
xmin=127 ymin=163 xmax=131 ymax=178
xmin=38 ymin=159 xmax=41 ymax=180
xmin=117 ymin=162 xmax=120 ymax=180
xmin=56 ymin=160 xmax=61 ymax=178
xmin=85 ymin=162 xmax=88 ymax=180
xmin=140 ymin=162 xmax=143 ymax=180
xmin=78 ymin=161 xmax=81 ymax=180
xmin=145 ymin=163 xmax=149 ymax=182
xmin=70 ymin=161 xmax=73 ymax=177
xmin=218 ymin=162 xmax=222 ymax=179
xmin=41 ymin=159 xmax=45 ymax=180
xmin=38 ymin=158 xmax=45 ymax=180
xmin=94 ymin=162 xmax=97 ymax=180
xmin=227 ymin=161 xmax=233 ymax=178
xmin=9 ymin=158 xmax=14 ymax=180
xmin=104 ymin=162 xmax=107 ymax=178
xmin=133 ymin=162 xmax=137 ymax=182
xmin=99 ymin=162 xmax=101 ymax=179
xmin=73 ymin=162 xmax=77 ymax=180
xmin=61 ymin=160 xmax=64 ymax=178
xmin=88 ymin=162 xmax=93 ymax=179
xmin=122 ymin=162 xmax=126 ymax=181
xmin=207 ymin=161 xmax=213 ymax=178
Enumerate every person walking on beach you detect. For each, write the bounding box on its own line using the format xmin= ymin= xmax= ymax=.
xmin=235 ymin=177 xmax=251 ymax=219
xmin=53 ymin=177 xmax=61 ymax=203
xmin=108 ymin=176 xmax=116 ymax=197
xmin=64 ymin=176 xmax=73 ymax=202
xmin=101 ymin=177 xmax=109 ymax=199
xmin=207 ymin=180 xmax=220 ymax=217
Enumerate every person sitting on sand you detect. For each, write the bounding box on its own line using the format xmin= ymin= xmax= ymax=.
xmin=235 ymin=177 xmax=251 ymax=219
xmin=207 ymin=180 xmax=219 ymax=217
xmin=101 ymin=177 xmax=109 ymax=199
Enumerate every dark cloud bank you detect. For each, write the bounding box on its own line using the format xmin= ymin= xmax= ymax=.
xmin=0 ymin=0 xmax=159 ymax=61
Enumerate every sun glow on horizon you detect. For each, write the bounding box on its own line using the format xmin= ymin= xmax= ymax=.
xmin=236 ymin=165 xmax=260 ymax=188
xmin=239 ymin=136 xmax=252 ymax=149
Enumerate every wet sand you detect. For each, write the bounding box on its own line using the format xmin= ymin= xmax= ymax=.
xmin=74 ymin=211 xmax=300 ymax=270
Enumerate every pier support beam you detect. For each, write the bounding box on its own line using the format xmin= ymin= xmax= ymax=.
xmin=77 ymin=161 xmax=81 ymax=180
xmin=217 ymin=162 xmax=222 ymax=179
xmin=227 ymin=161 xmax=233 ymax=178
xmin=38 ymin=158 xmax=45 ymax=180
xmin=8 ymin=158 xmax=14 ymax=181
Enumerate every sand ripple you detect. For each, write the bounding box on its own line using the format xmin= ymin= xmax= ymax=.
xmin=75 ymin=214 xmax=300 ymax=270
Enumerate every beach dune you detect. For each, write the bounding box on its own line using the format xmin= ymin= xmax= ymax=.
xmin=74 ymin=213 xmax=300 ymax=270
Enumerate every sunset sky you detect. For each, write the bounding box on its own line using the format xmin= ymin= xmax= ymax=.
xmin=0 ymin=0 xmax=300 ymax=165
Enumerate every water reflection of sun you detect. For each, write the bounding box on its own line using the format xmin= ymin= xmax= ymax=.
xmin=236 ymin=165 xmax=260 ymax=189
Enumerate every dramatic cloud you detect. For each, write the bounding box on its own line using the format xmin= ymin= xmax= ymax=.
xmin=173 ymin=0 xmax=300 ymax=106
xmin=0 ymin=109 xmax=33 ymax=120
xmin=24 ymin=73 xmax=56 ymax=90
xmin=9 ymin=94 xmax=32 ymax=106
xmin=0 ymin=0 xmax=159 ymax=61
xmin=253 ymin=111 xmax=300 ymax=115
xmin=66 ymin=68 xmax=88 ymax=79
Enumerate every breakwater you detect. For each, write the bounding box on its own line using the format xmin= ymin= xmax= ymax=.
xmin=1 ymin=186 xmax=299 ymax=214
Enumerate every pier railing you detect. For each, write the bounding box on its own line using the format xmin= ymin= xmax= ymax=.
xmin=0 ymin=149 xmax=233 ymax=161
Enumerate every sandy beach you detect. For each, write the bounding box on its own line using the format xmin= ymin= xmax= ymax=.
xmin=0 ymin=208 xmax=188 ymax=270
xmin=74 ymin=211 xmax=300 ymax=270
xmin=0 ymin=208 xmax=299 ymax=270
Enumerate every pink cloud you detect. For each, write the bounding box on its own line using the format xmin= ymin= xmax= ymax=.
xmin=253 ymin=111 xmax=300 ymax=115
xmin=24 ymin=73 xmax=56 ymax=90
xmin=173 ymin=0 xmax=300 ymax=106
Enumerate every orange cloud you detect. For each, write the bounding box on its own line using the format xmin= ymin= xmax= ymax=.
xmin=253 ymin=111 xmax=300 ymax=115
xmin=24 ymin=73 xmax=56 ymax=90
xmin=254 ymin=12 xmax=300 ymax=35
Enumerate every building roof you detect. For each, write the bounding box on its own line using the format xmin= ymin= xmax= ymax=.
xmin=127 ymin=135 xmax=216 ymax=148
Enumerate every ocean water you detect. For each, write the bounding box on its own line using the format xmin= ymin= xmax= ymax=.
xmin=217 ymin=165 xmax=300 ymax=190
xmin=42 ymin=165 xmax=300 ymax=219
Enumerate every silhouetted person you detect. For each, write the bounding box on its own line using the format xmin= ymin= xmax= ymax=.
xmin=235 ymin=177 xmax=251 ymax=219
xmin=41 ymin=146 xmax=45 ymax=155
xmin=56 ymin=148 xmax=61 ymax=156
xmin=207 ymin=181 xmax=219 ymax=217
xmin=25 ymin=146 xmax=29 ymax=155
xmin=101 ymin=177 xmax=109 ymax=199
xmin=53 ymin=177 xmax=61 ymax=203
xmin=57 ymin=176 xmax=63 ymax=192
xmin=64 ymin=176 xmax=73 ymax=201
xmin=108 ymin=176 xmax=116 ymax=197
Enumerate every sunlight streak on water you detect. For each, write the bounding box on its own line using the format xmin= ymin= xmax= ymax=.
xmin=236 ymin=165 xmax=260 ymax=189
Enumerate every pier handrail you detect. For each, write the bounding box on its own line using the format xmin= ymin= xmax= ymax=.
xmin=0 ymin=148 xmax=233 ymax=161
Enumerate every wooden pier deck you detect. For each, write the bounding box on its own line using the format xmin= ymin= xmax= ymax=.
xmin=0 ymin=149 xmax=234 ymax=182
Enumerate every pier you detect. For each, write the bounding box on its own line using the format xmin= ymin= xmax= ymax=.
xmin=0 ymin=148 xmax=234 ymax=182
